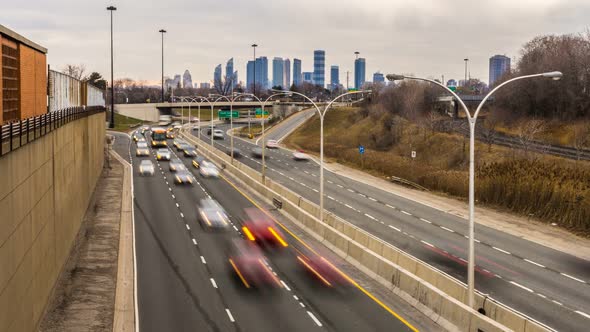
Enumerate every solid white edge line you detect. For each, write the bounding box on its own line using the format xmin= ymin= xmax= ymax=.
xmin=492 ymin=246 xmax=511 ymax=255
xmin=561 ymin=273 xmax=586 ymax=283
xmin=226 ymin=308 xmax=235 ymax=323
xmin=575 ymin=310 xmax=590 ymax=319
xmin=510 ymin=281 xmax=533 ymax=293
xmin=524 ymin=259 xmax=546 ymax=268
xmin=307 ymin=311 xmax=322 ymax=327
xmin=210 ymin=278 xmax=218 ymax=288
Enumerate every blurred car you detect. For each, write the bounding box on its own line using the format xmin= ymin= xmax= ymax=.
xmin=137 ymin=136 xmax=146 ymax=144
xmin=206 ymin=126 xmax=217 ymax=135
xmin=132 ymin=132 xmax=141 ymax=142
xmin=140 ymin=125 xmax=150 ymax=134
xmin=136 ymin=142 xmax=150 ymax=156
xmin=169 ymin=159 xmax=186 ymax=172
xmin=252 ymin=147 xmax=263 ymax=158
xmin=173 ymin=124 xmax=182 ymax=130
xmin=173 ymin=138 xmax=187 ymax=150
xmin=156 ymin=148 xmax=171 ymax=161
xmin=213 ymin=129 xmax=225 ymax=140
xmin=197 ymin=198 xmax=230 ymax=230
xmin=292 ymin=150 xmax=310 ymax=161
xmin=192 ymin=125 xmax=200 ymax=131
xmin=199 ymin=161 xmax=220 ymax=178
xmin=174 ymin=170 xmax=194 ymax=185
xmin=228 ymin=239 xmax=282 ymax=289
xmin=166 ymin=131 xmax=175 ymax=139
xmin=296 ymin=250 xmax=351 ymax=288
xmin=177 ymin=142 xmax=191 ymax=152
xmin=138 ymin=160 xmax=155 ymax=176
xmin=192 ymin=156 xmax=207 ymax=169
xmin=226 ymin=148 xmax=242 ymax=158
xmin=266 ymin=140 xmax=279 ymax=149
xmin=183 ymin=146 xmax=198 ymax=157
xmin=241 ymin=208 xmax=288 ymax=248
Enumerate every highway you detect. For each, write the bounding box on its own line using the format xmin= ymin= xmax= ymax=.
xmin=111 ymin=131 xmax=438 ymax=332
xmin=188 ymin=113 xmax=590 ymax=332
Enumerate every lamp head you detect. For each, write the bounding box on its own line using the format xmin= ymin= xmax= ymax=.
xmin=107 ymin=6 xmax=116 ymax=10
xmin=159 ymin=29 xmax=167 ymax=33
xmin=386 ymin=74 xmax=405 ymax=81
xmin=543 ymin=71 xmax=563 ymax=81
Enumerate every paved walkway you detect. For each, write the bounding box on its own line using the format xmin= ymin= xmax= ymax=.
xmin=40 ymin=158 xmax=124 ymax=331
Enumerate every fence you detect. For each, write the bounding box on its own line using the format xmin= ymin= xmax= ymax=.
xmin=48 ymin=70 xmax=105 ymax=112
xmin=0 ymin=106 xmax=105 ymax=156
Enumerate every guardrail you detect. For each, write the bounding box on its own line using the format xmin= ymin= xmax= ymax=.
xmin=180 ymin=127 xmax=553 ymax=332
xmin=0 ymin=106 xmax=106 ymax=157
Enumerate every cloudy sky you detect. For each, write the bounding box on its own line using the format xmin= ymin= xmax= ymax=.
xmin=3 ymin=0 xmax=590 ymax=86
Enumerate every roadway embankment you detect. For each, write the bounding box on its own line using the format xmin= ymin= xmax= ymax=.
xmin=0 ymin=112 xmax=104 ymax=332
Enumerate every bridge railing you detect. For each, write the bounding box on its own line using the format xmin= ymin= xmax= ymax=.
xmin=0 ymin=106 xmax=105 ymax=157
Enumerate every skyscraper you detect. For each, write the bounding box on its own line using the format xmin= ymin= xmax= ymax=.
xmin=225 ymin=58 xmax=238 ymax=88
xmin=354 ymin=58 xmax=366 ymax=89
xmin=272 ymin=57 xmax=285 ymax=88
xmin=293 ymin=58 xmax=302 ymax=86
xmin=254 ymin=56 xmax=269 ymax=89
xmin=247 ymin=60 xmax=255 ymax=90
xmin=489 ymin=54 xmax=511 ymax=86
xmin=214 ymin=64 xmax=222 ymax=85
xmin=303 ymin=72 xmax=313 ymax=83
xmin=182 ymin=70 xmax=193 ymax=89
xmin=373 ymin=72 xmax=384 ymax=83
xmin=330 ymin=65 xmax=339 ymax=90
xmin=313 ymin=50 xmax=325 ymax=88
xmin=283 ymin=58 xmax=291 ymax=88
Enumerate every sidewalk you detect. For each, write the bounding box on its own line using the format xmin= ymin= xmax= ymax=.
xmin=323 ymin=160 xmax=590 ymax=261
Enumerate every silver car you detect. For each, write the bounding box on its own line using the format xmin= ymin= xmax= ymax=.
xmin=213 ymin=129 xmax=224 ymax=140
xmin=197 ymin=198 xmax=230 ymax=230
xmin=136 ymin=142 xmax=150 ymax=156
xmin=169 ymin=159 xmax=186 ymax=172
xmin=174 ymin=170 xmax=195 ymax=185
xmin=156 ymin=148 xmax=171 ymax=161
xmin=139 ymin=160 xmax=155 ymax=176
xmin=199 ymin=161 xmax=220 ymax=178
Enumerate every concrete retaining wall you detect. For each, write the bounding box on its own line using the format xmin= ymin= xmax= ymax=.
xmin=181 ymin=129 xmax=551 ymax=332
xmin=0 ymin=113 xmax=105 ymax=332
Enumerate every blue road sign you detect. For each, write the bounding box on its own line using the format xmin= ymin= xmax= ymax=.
xmin=359 ymin=145 xmax=365 ymax=154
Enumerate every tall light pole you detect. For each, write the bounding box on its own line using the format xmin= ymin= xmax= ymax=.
xmin=464 ymin=58 xmax=469 ymax=88
xmin=387 ymin=70 xmax=562 ymax=310
xmin=159 ymin=29 xmax=167 ymax=102
xmin=107 ymin=5 xmax=116 ymax=129
xmin=252 ymin=44 xmax=258 ymax=96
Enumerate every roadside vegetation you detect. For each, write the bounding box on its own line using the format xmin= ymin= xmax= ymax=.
xmin=106 ymin=112 xmax=145 ymax=132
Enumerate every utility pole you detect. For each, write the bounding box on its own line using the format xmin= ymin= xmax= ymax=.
xmin=346 ymin=71 xmax=349 ymax=90
xmin=464 ymin=58 xmax=469 ymax=88
xmin=252 ymin=44 xmax=257 ymax=97
xmin=160 ymin=29 xmax=167 ymax=102
xmin=107 ymin=6 xmax=116 ymax=128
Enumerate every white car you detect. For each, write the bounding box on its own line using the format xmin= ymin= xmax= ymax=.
xmin=199 ymin=161 xmax=220 ymax=178
xmin=197 ymin=198 xmax=230 ymax=230
xmin=266 ymin=140 xmax=279 ymax=149
xmin=139 ymin=160 xmax=155 ymax=176
xmin=156 ymin=148 xmax=171 ymax=161
xmin=136 ymin=142 xmax=150 ymax=156
xmin=213 ymin=129 xmax=224 ymax=140
xmin=292 ymin=151 xmax=310 ymax=161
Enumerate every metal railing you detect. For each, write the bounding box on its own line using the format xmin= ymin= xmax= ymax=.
xmin=0 ymin=106 xmax=105 ymax=157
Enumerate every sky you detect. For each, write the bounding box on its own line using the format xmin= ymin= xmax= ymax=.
xmin=3 ymin=0 xmax=590 ymax=86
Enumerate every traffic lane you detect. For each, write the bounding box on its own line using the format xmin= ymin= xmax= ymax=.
xmin=163 ymin=147 xmax=324 ymax=332
xmin=181 ymin=159 xmax=418 ymax=332
xmin=132 ymin=151 xmax=236 ymax=331
xmin=264 ymin=109 xmax=316 ymax=142
xmin=110 ymin=131 xmax=132 ymax=163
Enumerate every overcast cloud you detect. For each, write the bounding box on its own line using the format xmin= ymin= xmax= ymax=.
xmin=2 ymin=0 xmax=590 ymax=85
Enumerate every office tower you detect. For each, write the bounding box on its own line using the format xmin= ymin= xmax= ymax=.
xmin=373 ymin=72 xmax=384 ymax=83
xmin=272 ymin=57 xmax=285 ymax=88
xmin=313 ymin=50 xmax=325 ymax=87
xmin=214 ymin=64 xmax=222 ymax=85
xmin=255 ymin=56 xmax=269 ymax=89
xmin=283 ymin=58 xmax=291 ymax=88
xmin=330 ymin=65 xmax=339 ymax=90
xmin=354 ymin=58 xmax=366 ymax=89
xmin=489 ymin=54 xmax=511 ymax=86
xmin=247 ymin=60 xmax=255 ymax=89
xmin=303 ymin=72 xmax=313 ymax=83
xmin=293 ymin=58 xmax=302 ymax=86
xmin=182 ymin=70 xmax=193 ymax=89
xmin=200 ymin=82 xmax=211 ymax=89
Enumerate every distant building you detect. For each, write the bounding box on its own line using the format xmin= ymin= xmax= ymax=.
xmin=182 ymin=70 xmax=193 ymax=89
xmin=225 ymin=58 xmax=238 ymax=87
xmin=489 ymin=54 xmax=511 ymax=86
xmin=354 ymin=58 xmax=366 ymax=89
xmin=214 ymin=64 xmax=222 ymax=85
xmin=303 ymin=72 xmax=313 ymax=83
xmin=293 ymin=58 xmax=302 ymax=86
xmin=313 ymin=50 xmax=325 ymax=87
xmin=446 ymin=79 xmax=457 ymax=88
xmin=373 ymin=72 xmax=384 ymax=83
xmin=233 ymin=71 xmax=238 ymax=88
xmin=272 ymin=57 xmax=284 ymax=88
xmin=200 ymin=82 xmax=211 ymax=89
xmin=283 ymin=58 xmax=291 ymax=88
xmin=330 ymin=65 xmax=339 ymax=90
xmin=255 ymin=56 xmax=269 ymax=89
xmin=246 ymin=60 xmax=255 ymax=89
xmin=166 ymin=74 xmax=181 ymax=89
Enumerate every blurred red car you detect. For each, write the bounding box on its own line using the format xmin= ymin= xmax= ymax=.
xmin=241 ymin=208 xmax=288 ymax=247
xmin=228 ymin=239 xmax=282 ymax=289
xmin=296 ymin=249 xmax=352 ymax=288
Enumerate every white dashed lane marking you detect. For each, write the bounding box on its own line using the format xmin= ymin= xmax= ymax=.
xmin=440 ymin=226 xmax=454 ymax=233
xmin=280 ymin=281 xmax=291 ymax=291
xmin=510 ymin=281 xmax=533 ymax=293
xmin=420 ymin=218 xmax=431 ymax=224
xmin=492 ymin=247 xmax=511 ymax=255
xmin=401 ymin=210 xmax=412 ymax=216
xmin=210 ymin=278 xmax=218 ymax=288
xmin=192 ymin=238 xmax=197 ymax=245
xmin=389 ymin=225 xmax=401 ymax=232
xmin=524 ymin=259 xmax=545 ymax=268
xmin=561 ymin=273 xmax=586 ymax=284
xmin=200 ymin=256 xmax=207 ymax=264
xmin=307 ymin=311 xmax=322 ymax=327
xmin=226 ymin=309 xmax=235 ymax=323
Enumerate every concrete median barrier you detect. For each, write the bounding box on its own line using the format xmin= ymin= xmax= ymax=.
xmin=179 ymin=129 xmax=549 ymax=332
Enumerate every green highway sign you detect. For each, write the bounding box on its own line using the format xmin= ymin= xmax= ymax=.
xmin=218 ymin=110 xmax=239 ymax=119
xmin=255 ymin=108 xmax=269 ymax=116
xmin=449 ymin=86 xmax=457 ymax=92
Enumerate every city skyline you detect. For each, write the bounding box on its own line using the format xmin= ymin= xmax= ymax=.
xmin=5 ymin=1 xmax=587 ymax=86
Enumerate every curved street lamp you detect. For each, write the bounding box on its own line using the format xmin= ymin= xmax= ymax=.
xmin=386 ymin=70 xmax=563 ymax=309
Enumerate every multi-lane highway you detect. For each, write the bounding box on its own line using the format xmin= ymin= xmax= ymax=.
xmin=111 ymin=130 xmax=439 ymax=332
xmin=189 ymin=113 xmax=590 ymax=332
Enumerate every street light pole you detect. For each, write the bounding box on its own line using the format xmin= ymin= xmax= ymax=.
xmin=386 ymin=70 xmax=562 ymax=309
xmin=159 ymin=29 xmax=167 ymax=102
xmin=107 ymin=5 xmax=116 ymax=129
xmin=252 ymin=44 xmax=257 ymax=96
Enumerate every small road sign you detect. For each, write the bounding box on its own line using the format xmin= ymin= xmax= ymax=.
xmin=411 ymin=150 xmax=416 ymax=158
xmin=359 ymin=145 xmax=365 ymax=154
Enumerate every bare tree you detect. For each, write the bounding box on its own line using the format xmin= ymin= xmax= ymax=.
xmin=516 ymin=119 xmax=546 ymax=155
xmin=62 ymin=64 xmax=87 ymax=80
xmin=572 ymin=122 xmax=590 ymax=160
xmin=480 ymin=113 xmax=500 ymax=152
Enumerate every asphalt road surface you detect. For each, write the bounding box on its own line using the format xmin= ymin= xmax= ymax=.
xmin=189 ymin=113 xmax=590 ymax=332
xmin=111 ymin=130 xmax=435 ymax=332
